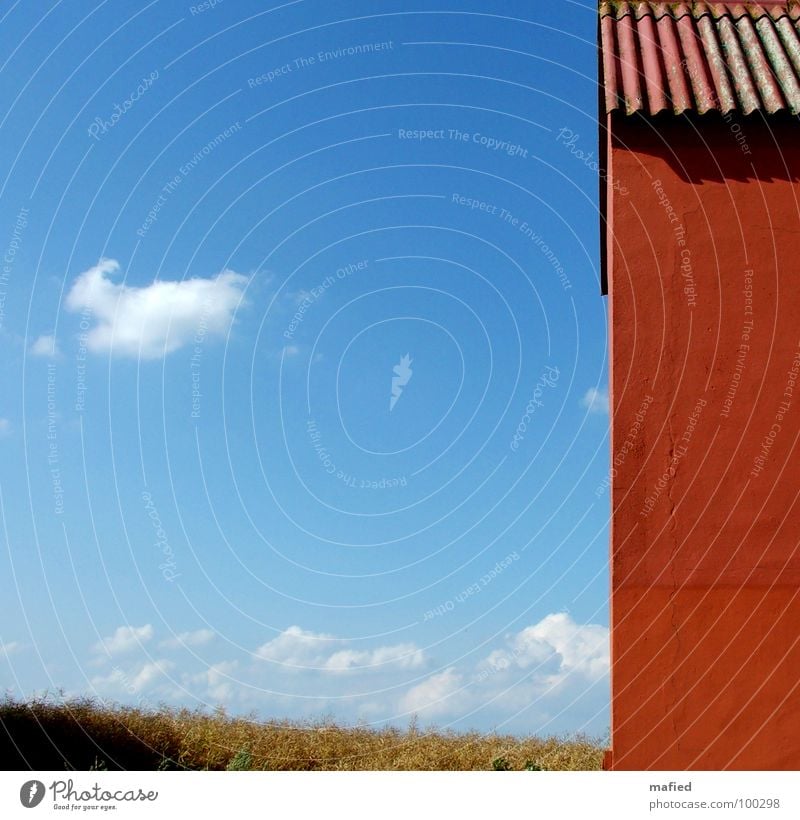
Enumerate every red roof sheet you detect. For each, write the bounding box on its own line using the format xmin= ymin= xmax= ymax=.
xmin=599 ymin=1 xmax=800 ymax=115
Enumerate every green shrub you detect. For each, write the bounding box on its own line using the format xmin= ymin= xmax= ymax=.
xmin=226 ymin=748 xmax=253 ymax=771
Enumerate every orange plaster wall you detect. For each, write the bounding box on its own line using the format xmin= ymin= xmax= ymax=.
xmin=606 ymin=113 xmax=800 ymax=770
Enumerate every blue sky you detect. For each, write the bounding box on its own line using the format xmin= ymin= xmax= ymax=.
xmin=0 ymin=0 xmax=610 ymax=738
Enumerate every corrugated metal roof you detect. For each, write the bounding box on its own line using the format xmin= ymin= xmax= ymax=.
xmin=599 ymin=1 xmax=800 ymax=115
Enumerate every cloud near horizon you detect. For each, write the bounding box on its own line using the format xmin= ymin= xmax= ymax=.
xmin=64 ymin=258 xmax=247 ymax=359
xmin=159 ymin=629 xmax=217 ymax=650
xmin=400 ymin=612 xmax=609 ymax=726
xmin=255 ymin=625 xmax=426 ymax=672
xmin=69 ymin=614 xmax=607 ymax=734
xmin=91 ymin=624 xmax=154 ymax=657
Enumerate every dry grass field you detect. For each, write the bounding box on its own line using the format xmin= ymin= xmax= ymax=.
xmin=0 ymin=696 xmax=604 ymax=771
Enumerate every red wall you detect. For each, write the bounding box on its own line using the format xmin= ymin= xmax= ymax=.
xmin=606 ymin=113 xmax=800 ymax=770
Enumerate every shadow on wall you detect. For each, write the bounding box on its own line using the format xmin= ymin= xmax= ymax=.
xmin=609 ymin=111 xmax=800 ymax=185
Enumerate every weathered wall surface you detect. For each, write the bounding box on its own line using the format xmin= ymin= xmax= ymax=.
xmin=607 ymin=113 xmax=800 ymax=769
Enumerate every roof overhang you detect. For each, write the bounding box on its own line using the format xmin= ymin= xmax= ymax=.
xmin=600 ymin=1 xmax=800 ymax=116
xmin=597 ymin=2 xmax=800 ymax=294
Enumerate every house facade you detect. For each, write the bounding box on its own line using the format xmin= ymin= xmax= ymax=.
xmin=599 ymin=0 xmax=800 ymax=769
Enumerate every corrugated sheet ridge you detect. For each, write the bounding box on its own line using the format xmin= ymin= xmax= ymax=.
xmin=600 ymin=1 xmax=800 ymax=114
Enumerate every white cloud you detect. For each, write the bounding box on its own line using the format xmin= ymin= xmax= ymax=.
xmin=255 ymin=625 xmax=336 ymax=667
xmin=0 ymin=419 xmax=10 ymax=437
xmin=92 ymin=624 xmax=154 ymax=657
xmin=159 ymin=628 xmax=216 ymax=649
xmin=91 ymin=659 xmax=175 ymax=697
xmin=74 ymin=616 xmax=607 ymax=734
xmin=64 ymin=258 xmax=247 ymax=359
xmin=325 ymin=643 xmax=425 ymax=672
xmin=129 ymin=660 xmax=174 ymax=690
xmin=189 ymin=660 xmax=239 ymax=702
xmin=581 ymin=386 xmax=609 ymax=415
xmin=484 ymin=613 xmax=609 ymax=682
xmin=400 ymin=668 xmax=465 ymax=717
xmin=0 ymin=640 xmax=22 ymax=656
xmin=255 ymin=626 xmax=425 ymax=672
xmin=289 ymin=289 xmax=313 ymax=305
xmin=398 ymin=613 xmax=609 ymax=729
xmin=29 ymin=334 xmax=60 ymax=357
